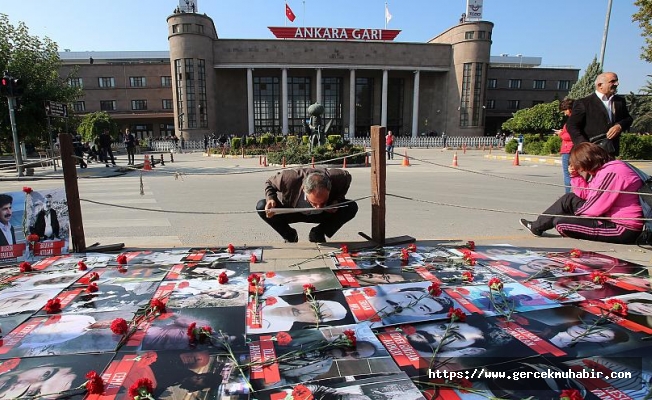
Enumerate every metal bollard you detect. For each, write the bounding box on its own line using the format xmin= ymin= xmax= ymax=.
xmin=170 ymin=151 xmax=174 ymax=163
xmin=160 ymin=153 xmax=165 ymax=166
xmin=150 ymin=154 xmax=155 ymax=168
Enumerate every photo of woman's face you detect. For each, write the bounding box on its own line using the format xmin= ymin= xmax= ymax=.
xmin=407 ymin=322 xmax=483 ymax=350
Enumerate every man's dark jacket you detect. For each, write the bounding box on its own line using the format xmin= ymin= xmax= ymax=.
xmin=264 ymin=168 xmax=352 ymax=207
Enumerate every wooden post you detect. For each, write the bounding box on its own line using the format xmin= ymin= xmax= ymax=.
xmin=59 ymin=133 xmax=86 ymax=253
xmin=370 ymin=125 xmax=386 ymax=245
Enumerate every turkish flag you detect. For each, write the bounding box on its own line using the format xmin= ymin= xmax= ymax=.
xmin=285 ymin=3 xmax=296 ymax=22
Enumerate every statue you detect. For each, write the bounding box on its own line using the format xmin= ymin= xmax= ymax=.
xmin=307 ymin=102 xmax=325 ymax=153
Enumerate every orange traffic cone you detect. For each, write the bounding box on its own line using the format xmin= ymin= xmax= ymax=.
xmin=513 ymin=150 xmax=520 ymax=166
xmin=402 ymin=150 xmax=411 ymax=167
xmin=143 ymin=155 xmax=152 ymax=171
xmin=282 ymin=156 xmax=286 ymax=168
xmin=342 ymin=157 xmax=347 ymax=169
xmin=452 ymin=152 xmax=459 ymax=167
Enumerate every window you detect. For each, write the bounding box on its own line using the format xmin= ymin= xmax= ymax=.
xmin=254 ymin=76 xmax=280 ymax=134
xmin=129 ymin=77 xmax=146 ymax=87
xmin=478 ymin=31 xmax=486 ymax=39
xmin=533 ymin=80 xmax=546 ymax=89
xmin=532 ymin=100 xmax=544 ymax=106
xmin=558 ymin=80 xmax=571 ymax=90
xmin=98 ymin=77 xmax=115 ymax=88
xmin=508 ymin=79 xmax=521 ymax=89
xmin=68 ymin=77 xmax=83 ymax=88
xmin=508 ymin=100 xmax=520 ymax=110
xmin=487 ymin=79 xmax=497 ymax=89
xmin=465 ymin=31 xmax=474 ymax=39
xmin=172 ymin=24 xmax=179 ymax=33
xmin=287 ymin=77 xmax=312 ymax=134
xmin=73 ymin=101 xmax=85 ymax=112
xmin=182 ymin=23 xmax=192 ymax=32
xmin=161 ymin=76 xmax=172 ymax=87
xmin=162 ymin=99 xmax=173 ymax=109
xmin=131 ymin=100 xmax=147 ymax=110
xmin=459 ymin=63 xmax=472 ymax=127
xmin=196 ymin=24 xmax=204 ymax=33
xmin=100 ymin=100 xmax=116 ymax=111
xmin=486 ymin=99 xmax=495 ymax=109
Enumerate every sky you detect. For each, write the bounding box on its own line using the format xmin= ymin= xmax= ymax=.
xmin=3 ymin=0 xmax=650 ymax=93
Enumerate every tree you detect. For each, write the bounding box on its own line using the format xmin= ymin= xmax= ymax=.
xmin=0 ymin=14 xmax=82 ymax=152
xmin=633 ymin=0 xmax=652 ymax=62
xmin=567 ymin=57 xmax=602 ymax=100
xmin=77 ymin=112 xmax=118 ymax=143
xmin=501 ymin=100 xmax=564 ymax=135
xmin=628 ymin=82 xmax=652 ymax=133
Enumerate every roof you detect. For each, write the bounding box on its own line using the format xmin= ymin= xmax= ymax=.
xmin=59 ymin=51 xmax=169 ymax=61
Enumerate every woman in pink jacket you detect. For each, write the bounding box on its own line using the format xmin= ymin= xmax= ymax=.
xmin=520 ymin=142 xmax=643 ymax=244
xmin=554 ymin=98 xmax=575 ymax=193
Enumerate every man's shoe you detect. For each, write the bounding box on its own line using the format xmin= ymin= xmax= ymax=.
xmin=284 ymin=229 xmax=298 ymax=243
xmin=308 ymin=228 xmax=327 ymax=243
xmin=519 ymin=219 xmax=542 ymax=237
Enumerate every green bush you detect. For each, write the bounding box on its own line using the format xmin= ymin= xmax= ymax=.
xmin=620 ymin=134 xmax=652 ymax=160
xmin=327 ymin=135 xmax=342 ymax=145
xmin=275 ymin=136 xmax=285 ymax=143
xmin=287 ymin=136 xmax=298 ymax=145
xmin=543 ymin=135 xmax=561 ymax=155
xmin=505 ymin=139 xmax=518 ymax=154
xmin=246 ymin=137 xmax=257 ymax=147
xmin=231 ymin=138 xmax=241 ymax=149
xmin=260 ymin=134 xmax=273 ymax=146
xmin=524 ymin=140 xmax=544 ymax=155
xmin=302 ymin=136 xmax=309 ymax=145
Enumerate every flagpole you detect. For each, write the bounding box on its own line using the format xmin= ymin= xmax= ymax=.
xmin=303 ymin=0 xmax=306 ymax=28
xmin=385 ymin=1 xmax=387 ymax=29
xmin=285 ymin=1 xmax=287 ymax=27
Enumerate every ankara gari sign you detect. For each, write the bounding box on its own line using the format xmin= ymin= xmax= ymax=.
xmin=269 ymin=27 xmax=401 ymax=41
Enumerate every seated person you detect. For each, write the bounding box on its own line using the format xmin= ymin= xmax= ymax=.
xmin=256 ymin=168 xmax=358 ymax=243
xmin=519 ymin=142 xmax=643 ymax=244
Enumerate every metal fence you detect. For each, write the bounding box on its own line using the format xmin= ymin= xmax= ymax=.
xmin=348 ymin=136 xmax=504 ymax=148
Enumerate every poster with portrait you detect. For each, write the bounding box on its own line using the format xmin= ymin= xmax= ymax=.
xmin=253 ymin=372 xmax=426 ymax=400
xmin=106 ymin=249 xmax=190 ymax=267
xmin=24 ymin=188 xmax=70 ymax=258
xmin=0 ymin=268 xmax=85 ymax=293
xmin=334 ymin=265 xmax=427 ymax=288
xmin=547 ymin=250 xmax=645 ymax=274
xmin=376 ymin=314 xmax=537 ymax=376
xmin=166 ymin=278 xmax=249 ymax=308
xmin=257 ymin=268 xmax=342 ymax=298
xmin=0 ymin=190 xmax=28 ymax=263
xmin=483 ymin=256 xmax=592 ymax=282
xmin=343 ymin=281 xmax=465 ymax=328
xmin=498 ymin=306 xmax=652 ymax=359
xmin=94 ymin=350 xmax=250 ymax=400
xmin=446 ymin=282 xmax=560 ymax=317
xmin=0 ymin=313 xmax=32 ymax=339
xmin=0 ymin=310 xmax=127 ymax=359
xmin=525 ymin=275 xmax=635 ymax=302
xmin=453 ymin=244 xmax=540 ymax=263
xmin=182 ymin=247 xmax=263 ymax=263
xmin=0 ymin=287 xmax=64 ymax=317
xmin=31 ymin=252 xmax=113 ymax=271
xmin=580 ymin=292 xmax=652 ymax=335
xmin=164 ymin=261 xmax=250 ymax=282
xmin=137 ymin=306 xmax=247 ymax=353
xmin=247 ymin=290 xmax=355 ymax=335
xmin=0 ymin=354 xmax=114 ymax=399
xmin=248 ymin=324 xmax=400 ymax=390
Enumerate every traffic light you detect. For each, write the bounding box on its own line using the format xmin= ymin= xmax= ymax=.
xmin=0 ymin=75 xmax=10 ymax=96
xmin=11 ymin=78 xmax=23 ymax=97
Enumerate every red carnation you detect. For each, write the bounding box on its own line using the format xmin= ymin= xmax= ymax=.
xmin=78 ymin=261 xmax=88 ymax=271
xmin=110 ymin=318 xmax=129 ymax=335
xmin=227 ymin=244 xmax=235 ymax=254
xmin=150 ymin=298 xmax=166 ymax=313
xmin=590 ymin=271 xmax=609 ymax=285
xmin=447 ymin=307 xmax=466 ymax=322
xmin=201 ymin=326 xmax=213 ymax=335
xmin=569 ymin=249 xmax=582 ymax=258
xmin=265 ymin=271 xmax=276 ymax=278
xmin=399 ymin=324 xmax=417 ymax=335
xmin=466 ymin=240 xmax=475 ymax=250
xmin=427 ymin=282 xmax=442 ymax=297
xmin=44 ymin=298 xmax=61 ymax=314
xmin=116 ymin=254 xmax=128 ymax=264
xmin=563 ymin=262 xmax=576 ymax=273
xmin=86 ymin=283 xmax=99 ymax=293
xmin=187 ymin=322 xmax=197 ymax=340
xmin=128 ymin=378 xmax=154 ymax=399
xmin=250 ymin=254 xmax=258 ymax=263
xmin=303 ymin=283 xmax=316 ymax=296
xmin=463 ymin=253 xmax=476 ymax=266
xmin=400 ymin=248 xmax=409 ymax=261
xmin=276 ymin=331 xmax=292 ymax=346
xmin=248 ymin=273 xmax=261 ymax=285
xmin=407 ymin=243 xmax=417 ymax=252
xmin=218 ymin=271 xmax=229 ymax=284
xmin=88 ymin=272 xmax=100 ymax=282
xmin=265 ymin=297 xmax=277 ymax=306
xmin=22 ymin=187 xmax=33 ymax=194
xmin=605 ymin=298 xmax=628 ymax=316
xmin=488 ymin=277 xmax=504 ymax=291
xmin=292 ymin=384 xmax=314 ymax=400
xmin=343 ymin=329 xmax=357 ymax=347
xmin=363 ymin=287 xmax=377 ymax=297
xmin=19 ymin=261 xmax=32 ymax=272
xmin=560 ymin=389 xmax=583 ymax=400
xmin=85 ymin=370 xmax=104 ymax=394
xmin=340 ymin=244 xmax=349 ymax=253
xmin=461 ymin=271 xmax=474 ymax=282
xmin=27 ymin=234 xmax=40 ymax=243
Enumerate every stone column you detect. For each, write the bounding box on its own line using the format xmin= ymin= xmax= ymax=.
xmin=247 ymin=68 xmax=254 ymax=134
xmin=348 ymin=69 xmax=356 ymax=138
xmin=412 ymin=70 xmax=420 ymax=138
xmin=381 ymin=69 xmax=388 ymax=127
xmin=316 ymin=68 xmax=322 ymax=103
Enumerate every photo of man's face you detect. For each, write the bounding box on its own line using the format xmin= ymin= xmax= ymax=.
xmin=0 ymin=202 xmax=11 ymax=225
xmin=0 ymin=366 xmax=75 ymax=398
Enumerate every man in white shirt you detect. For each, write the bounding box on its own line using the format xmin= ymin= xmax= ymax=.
xmin=0 ymin=194 xmax=16 ymax=246
xmin=33 ymin=194 xmax=59 ymax=240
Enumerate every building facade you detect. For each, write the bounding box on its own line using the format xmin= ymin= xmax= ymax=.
xmin=58 ymin=11 xmax=578 ymax=141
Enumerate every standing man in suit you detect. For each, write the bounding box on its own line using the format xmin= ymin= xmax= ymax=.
xmin=566 ymin=72 xmax=633 ymax=156
xmin=0 ymin=194 xmax=16 ymax=246
xmin=33 ymin=194 xmax=60 ymax=240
